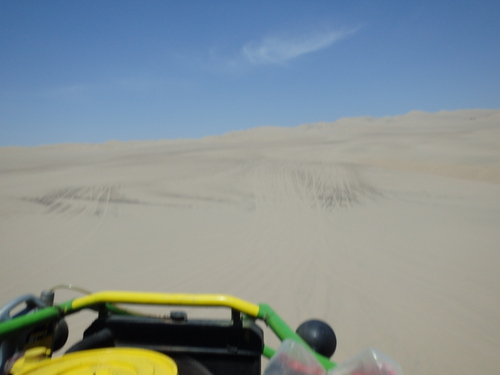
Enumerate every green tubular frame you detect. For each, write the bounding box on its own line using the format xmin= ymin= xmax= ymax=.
xmin=257 ymin=303 xmax=336 ymax=370
xmin=0 ymin=291 xmax=336 ymax=371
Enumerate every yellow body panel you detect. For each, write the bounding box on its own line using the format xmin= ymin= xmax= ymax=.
xmin=11 ymin=347 xmax=178 ymax=375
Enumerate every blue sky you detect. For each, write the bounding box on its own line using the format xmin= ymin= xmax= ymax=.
xmin=1 ymin=1 xmax=499 ymax=146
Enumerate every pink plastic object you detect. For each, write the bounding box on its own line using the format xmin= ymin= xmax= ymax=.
xmin=328 ymin=348 xmax=403 ymax=375
xmin=264 ymin=339 xmax=326 ymax=375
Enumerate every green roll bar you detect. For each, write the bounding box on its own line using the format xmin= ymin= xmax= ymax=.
xmin=0 ymin=291 xmax=336 ymax=371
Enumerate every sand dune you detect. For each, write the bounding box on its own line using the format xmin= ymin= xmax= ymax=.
xmin=1 ymin=109 xmax=499 ymax=374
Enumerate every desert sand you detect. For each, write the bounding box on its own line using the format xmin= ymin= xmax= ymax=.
xmin=1 ymin=109 xmax=499 ymax=374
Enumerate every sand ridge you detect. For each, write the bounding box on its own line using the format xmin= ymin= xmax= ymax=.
xmin=1 ymin=109 xmax=499 ymax=374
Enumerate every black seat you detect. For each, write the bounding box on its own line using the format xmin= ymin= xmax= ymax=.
xmin=79 ymin=311 xmax=263 ymax=375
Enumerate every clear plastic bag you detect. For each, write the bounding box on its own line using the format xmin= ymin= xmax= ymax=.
xmin=327 ymin=348 xmax=403 ymax=375
xmin=263 ymin=339 xmax=326 ymax=375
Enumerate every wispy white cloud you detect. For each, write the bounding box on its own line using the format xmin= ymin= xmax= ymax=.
xmin=39 ymin=83 xmax=97 ymax=102
xmin=241 ymin=28 xmax=357 ymax=65
xmin=208 ymin=27 xmax=359 ymax=74
xmin=44 ymin=83 xmax=92 ymax=96
xmin=38 ymin=77 xmax=163 ymax=102
xmin=116 ymin=77 xmax=160 ymax=92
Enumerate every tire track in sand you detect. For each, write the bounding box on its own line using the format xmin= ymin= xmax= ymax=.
xmin=27 ymin=186 xmax=114 ymax=278
xmin=247 ymin=159 xmax=382 ymax=320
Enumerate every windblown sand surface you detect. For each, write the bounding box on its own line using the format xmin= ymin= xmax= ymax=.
xmin=1 ymin=109 xmax=499 ymax=374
